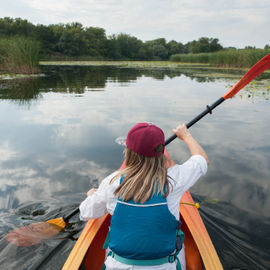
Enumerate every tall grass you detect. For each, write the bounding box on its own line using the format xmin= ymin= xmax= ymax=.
xmin=0 ymin=37 xmax=40 ymax=74
xmin=170 ymin=49 xmax=270 ymax=68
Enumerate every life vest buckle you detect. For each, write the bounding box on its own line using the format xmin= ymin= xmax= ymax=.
xmin=176 ymin=237 xmax=182 ymax=250
xmin=168 ymin=254 xmax=176 ymax=263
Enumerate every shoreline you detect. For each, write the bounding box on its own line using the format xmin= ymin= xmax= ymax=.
xmin=0 ymin=73 xmax=44 ymax=80
xmin=39 ymin=60 xmax=270 ymax=73
xmin=1 ymin=61 xmax=269 ymax=81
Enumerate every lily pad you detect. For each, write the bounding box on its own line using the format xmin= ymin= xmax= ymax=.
xmin=204 ymin=198 xmax=219 ymax=204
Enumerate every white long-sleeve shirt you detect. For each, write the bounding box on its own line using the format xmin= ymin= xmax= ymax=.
xmin=80 ymin=155 xmax=207 ymax=270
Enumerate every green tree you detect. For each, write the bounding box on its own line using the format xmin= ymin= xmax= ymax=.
xmin=188 ymin=37 xmax=222 ymax=53
xmin=177 ymin=42 xmax=185 ymax=54
xmin=137 ymin=44 xmax=148 ymax=60
xmin=115 ymin=33 xmax=143 ymax=59
xmin=188 ymin=40 xmax=198 ymax=53
xmin=209 ymin=38 xmax=223 ymax=52
xmin=167 ymin=40 xmax=180 ymax=56
xmin=57 ymin=23 xmax=85 ymax=56
xmin=0 ymin=17 xmax=227 ymax=60
xmin=145 ymin=38 xmax=168 ymax=59
xmin=0 ymin=17 xmax=35 ymax=37
xmin=35 ymin=24 xmax=57 ymax=56
xmin=245 ymin=46 xmax=256 ymax=49
xmin=84 ymin=26 xmax=106 ymax=56
xmin=105 ymin=35 xmax=121 ymax=59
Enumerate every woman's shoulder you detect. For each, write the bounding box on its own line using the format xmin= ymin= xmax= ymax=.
xmin=102 ymin=170 xmax=120 ymax=186
xmin=167 ymin=155 xmax=208 ymax=175
xmin=101 ymin=171 xmax=125 ymax=196
xmin=167 ymin=155 xmax=208 ymax=192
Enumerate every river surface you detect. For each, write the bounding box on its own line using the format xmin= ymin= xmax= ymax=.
xmin=0 ymin=65 xmax=270 ymax=270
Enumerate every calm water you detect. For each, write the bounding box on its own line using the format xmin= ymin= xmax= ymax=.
xmin=0 ymin=65 xmax=270 ymax=270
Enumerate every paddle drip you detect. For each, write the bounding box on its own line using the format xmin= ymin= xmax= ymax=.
xmin=6 ymin=222 xmax=62 ymax=246
xmin=6 ymin=208 xmax=80 ymax=246
xmin=115 ymin=136 xmax=127 ymax=146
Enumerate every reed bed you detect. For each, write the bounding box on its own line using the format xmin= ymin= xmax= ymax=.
xmin=170 ymin=49 xmax=270 ymax=68
xmin=0 ymin=37 xmax=40 ymax=74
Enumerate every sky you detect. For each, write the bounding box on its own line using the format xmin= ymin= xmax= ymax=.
xmin=1 ymin=0 xmax=270 ymax=48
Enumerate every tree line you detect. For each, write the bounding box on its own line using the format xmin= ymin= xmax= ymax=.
xmin=0 ymin=17 xmax=226 ymax=60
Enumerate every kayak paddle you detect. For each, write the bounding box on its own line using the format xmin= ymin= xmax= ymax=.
xmin=6 ymin=208 xmax=79 ymax=246
xmin=165 ymin=53 xmax=270 ymax=145
xmin=6 ymin=53 xmax=270 ymax=246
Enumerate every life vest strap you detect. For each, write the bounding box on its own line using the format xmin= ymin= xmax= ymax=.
xmin=103 ymin=229 xmax=110 ymax=250
xmin=103 ymin=228 xmax=184 ymax=270
xmin=109 ymin=251 xmax=182 ymax=270
xmin=176 ymin=227 xmax=185 ymax=250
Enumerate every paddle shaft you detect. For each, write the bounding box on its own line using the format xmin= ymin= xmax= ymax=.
xmin=165 ymin=53 xmax=270 ymax=146
xmin=63 ymin=208 xmax=80 ymax=223
xmin=165 ymin=97 xmax=225 ymax=146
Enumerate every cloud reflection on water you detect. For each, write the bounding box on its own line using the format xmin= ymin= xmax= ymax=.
xmin=0 ymin=141 xmax=18 ymax=162
xmin=0 ymin=156 xmax=113 ymax=210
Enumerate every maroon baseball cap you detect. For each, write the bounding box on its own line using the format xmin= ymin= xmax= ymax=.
xmin=126 ymin=123 xmax=165 ymax=157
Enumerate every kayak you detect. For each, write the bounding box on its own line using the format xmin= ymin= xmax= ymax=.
xmin=62 ymin=150 xmax=223 ymax=270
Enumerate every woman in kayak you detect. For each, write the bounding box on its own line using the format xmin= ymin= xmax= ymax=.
xmin=80 ymin=122 xmax=208 ymax=270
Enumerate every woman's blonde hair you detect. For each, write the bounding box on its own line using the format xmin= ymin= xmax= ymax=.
xmin=110 ymin=148 xmax=173 ymax=204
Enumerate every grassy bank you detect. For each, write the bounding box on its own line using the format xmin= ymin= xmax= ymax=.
xmin=40 ymin=60 xmax=210 ymax=69
xmin=170 ymin=49 xmax=270 ymax=68
xmin=39 ymin=60 xmax=270 ymax=75
xmin=0 ymin=37 xmax=40 ymax=74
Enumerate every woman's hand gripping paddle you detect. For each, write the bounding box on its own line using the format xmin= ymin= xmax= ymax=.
xmin=6 ymin=53 xmax=270 ymax=247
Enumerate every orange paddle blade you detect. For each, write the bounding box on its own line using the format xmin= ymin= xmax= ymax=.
xmin=6 ymin=221 xmax=62 ymax=246
xmin=223 ymin=53 xmax=270 ymax=99
xmin=46 ymin=217 xmax=66 ymax=229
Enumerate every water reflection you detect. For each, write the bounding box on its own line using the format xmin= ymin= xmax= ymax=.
xmin=1 ymin=66 xmax=269 ymax=105
xmin=0 ymin=78 xmax=42 ymax=104
xmin=0 ymin=65 xmax=270 ymax=269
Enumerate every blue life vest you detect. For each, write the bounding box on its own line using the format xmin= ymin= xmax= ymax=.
xmin=109 ymin=177 xmax=179 ymax=260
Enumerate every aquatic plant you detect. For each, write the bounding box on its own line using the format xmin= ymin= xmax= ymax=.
xmin=170 ymin=49 xmax=270 ymax=68
xmin=0 ymin=37 xmax=40 ymax=74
